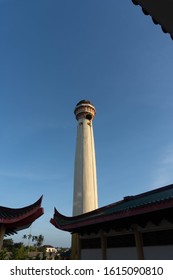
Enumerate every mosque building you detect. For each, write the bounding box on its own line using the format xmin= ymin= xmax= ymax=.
xmin=51 ymin=1 xmax=173 ymax=259
xmin=51 ymin=100 xmax=173 ymax=260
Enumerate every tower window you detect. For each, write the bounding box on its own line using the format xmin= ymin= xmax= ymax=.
xmin=86 ymin=114 xmax=92 ymax=120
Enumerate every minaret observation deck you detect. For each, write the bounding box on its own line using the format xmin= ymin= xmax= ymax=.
xmin=73 ymin=100 xmax=98 ymax=216
xmin=74 ymin=100 xmax=96 ymax=121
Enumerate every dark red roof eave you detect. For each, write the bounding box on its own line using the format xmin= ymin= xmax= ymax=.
xmin=131 ymin=0 xmax=173 ymax=40
xmin=5 ymin=208 xmax=44 ymax=231
xmin=0 ymin=196 xmax=43 ymax=227
xmin=51 ymin=199 xmax=173 ymax=232
xmin=0 ymin=206 xmax=44 ymax=224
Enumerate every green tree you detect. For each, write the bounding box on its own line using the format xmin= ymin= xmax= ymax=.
xmin=31 ymin=234 xmax=44 ymax=248
xmin=22 ymin=234 xmax=27 ymax=240
xmin=0 ymin=249 xmax=8 ymax=260
xmin=12 ymin=245 xmax=28 ymax=260
xmin=3 ymin=238 xmax=14 ymax=251
xmin=36 ymin=234 xmax=44 ymax=248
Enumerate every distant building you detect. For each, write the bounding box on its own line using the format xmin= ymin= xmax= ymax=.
xmin=60 ymin=249 xmax=71 ymax=260
xmin=28 ymin=251 xmax=43 ymax=260
xmin=44 ymin=245 xmax=57 ymax=253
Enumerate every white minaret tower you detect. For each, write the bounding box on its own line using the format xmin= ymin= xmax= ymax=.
xmin=73 ymin=100 xmax=98 ymax=216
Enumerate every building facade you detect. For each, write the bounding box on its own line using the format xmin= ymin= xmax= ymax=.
xmin=51 ymin=184 xmax=173 ymax=260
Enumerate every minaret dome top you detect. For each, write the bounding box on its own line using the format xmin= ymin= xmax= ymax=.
xmin=74 ymin=100 xmax=96 ymax=121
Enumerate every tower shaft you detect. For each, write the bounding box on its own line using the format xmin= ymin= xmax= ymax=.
xmin=73 ymin=100 xmax=98 ymax=216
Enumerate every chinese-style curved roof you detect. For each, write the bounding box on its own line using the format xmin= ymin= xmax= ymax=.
xmin=0 ymin=196 xmax=44 ymax=236
xmin=50 ymin=184 xmax=173 ymax=233
xmin=132 ymin=0 xmax=173 ymax=40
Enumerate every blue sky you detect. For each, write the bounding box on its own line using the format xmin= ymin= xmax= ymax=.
xmin=0 ymin=0 xmax=173 ymax=247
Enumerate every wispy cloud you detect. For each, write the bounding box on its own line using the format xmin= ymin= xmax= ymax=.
xmin=17 ymin=119 xmax=73 ymax=134
xmin=0 ymin=170 xmax=61 ymax=181
xmin=152 ymin=145 xmax=173 ymax=187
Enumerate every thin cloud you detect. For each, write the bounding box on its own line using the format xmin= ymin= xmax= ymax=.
xmin=0 ymin=170 xmax=61 ymax=181
xmin=152 ymin=145 xmax=173 ymax=187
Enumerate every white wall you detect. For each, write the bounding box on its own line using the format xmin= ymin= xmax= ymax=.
xmin=144 ymin=245 xmax=173 ymax=260
xmin=81 ymin=246 xmax=173 ymax=260
xmin=107 ymin=247 xmax=137 ymax=260
xmin=81 ymin=249 xmax=102 ymax=260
